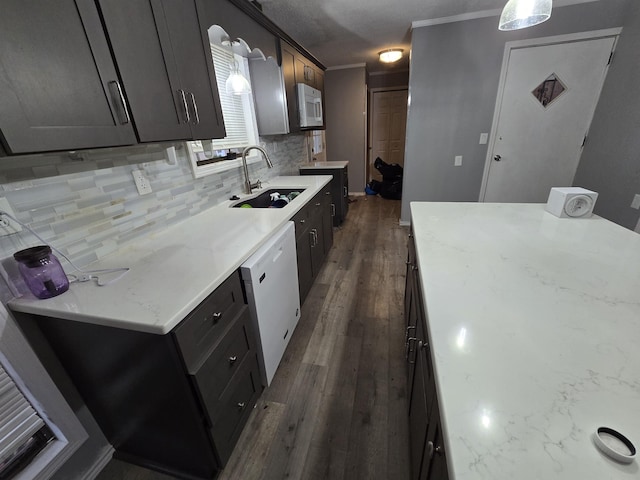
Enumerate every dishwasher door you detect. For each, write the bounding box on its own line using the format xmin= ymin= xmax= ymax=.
xmin=241 ymin=221 xmax=300 ymax=386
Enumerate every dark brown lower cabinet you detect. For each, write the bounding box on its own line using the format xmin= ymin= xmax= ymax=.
xmin=292 ymin=187 xmax=333 ymax=304
xmin=405 ymin=231 xmax=449 ymax=480
xmin=13 ymin=270 xmax=263 ymax=480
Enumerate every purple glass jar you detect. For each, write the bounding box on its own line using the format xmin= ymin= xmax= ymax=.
xmin=13 ymin=246 xmax=69 ymax=299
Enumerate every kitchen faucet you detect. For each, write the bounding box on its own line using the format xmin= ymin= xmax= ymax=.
xmin=241 ymin=145 xmax=273 ymax=194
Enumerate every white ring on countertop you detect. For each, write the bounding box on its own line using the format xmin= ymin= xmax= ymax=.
xmin=593 ymin=427 xmax=636 ymax=464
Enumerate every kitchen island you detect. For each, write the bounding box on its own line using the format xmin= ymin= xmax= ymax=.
xmin=409 ymin=202 xmax=640 ymax=479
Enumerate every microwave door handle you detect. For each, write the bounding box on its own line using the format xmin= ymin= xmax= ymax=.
xmin=314 ymin=98 xmax=323 ymax=121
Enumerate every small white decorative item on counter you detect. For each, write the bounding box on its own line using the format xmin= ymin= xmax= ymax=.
xmin=593 ymin=427 xmax=636 ymax=464
xmin=545 ymin=186 xmax=598 ymax=218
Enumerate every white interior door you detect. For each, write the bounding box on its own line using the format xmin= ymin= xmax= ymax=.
xmin=482 ymin=35 xmax=616 ymax=202
xmin=370 ymin=89 xmax=408 ymax=181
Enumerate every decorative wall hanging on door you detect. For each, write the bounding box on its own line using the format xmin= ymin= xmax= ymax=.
xmin=532 ymin=73 xmax=567 ymax=107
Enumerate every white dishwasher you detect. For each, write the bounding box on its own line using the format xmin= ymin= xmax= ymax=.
xmin=241 ymin=221 xmax=300 ymax=386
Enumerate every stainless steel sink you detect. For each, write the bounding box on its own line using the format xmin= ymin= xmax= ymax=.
xmin=231 ymin=188 xmax=305 ymax=208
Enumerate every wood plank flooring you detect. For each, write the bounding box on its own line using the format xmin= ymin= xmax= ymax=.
xmin=96 ymin=195 xmax=410 ymax=480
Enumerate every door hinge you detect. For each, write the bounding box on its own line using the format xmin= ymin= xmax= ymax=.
xmin=581 ymin=134 xmax=588 ymax=148
xmin=608 ymin=50 xmax=614 ymax=66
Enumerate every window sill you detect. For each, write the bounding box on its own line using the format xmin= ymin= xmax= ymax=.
xmin=187 ymin=142 xmax=261 ymax=179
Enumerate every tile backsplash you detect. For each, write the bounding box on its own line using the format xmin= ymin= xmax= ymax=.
xmin=0 ymin=134 xmax=306 ymax=302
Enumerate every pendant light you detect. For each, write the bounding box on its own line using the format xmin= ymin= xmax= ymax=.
xmin=499 ymin=0 xmax=552 ymax=31
xmin=225 ymin=59 xmax=252 ymax=95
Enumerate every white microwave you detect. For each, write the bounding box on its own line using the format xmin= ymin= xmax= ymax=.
xmin=296 ymin=83 xmax=323 ymax=128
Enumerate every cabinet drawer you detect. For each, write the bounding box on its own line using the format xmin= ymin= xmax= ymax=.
xmin=209 ymin=353 xmax=262 ymax=464
xmin=175 ymin=271 xmax=245 ymax=372
xmin=193 ymin=307 xmax=254 ymax=414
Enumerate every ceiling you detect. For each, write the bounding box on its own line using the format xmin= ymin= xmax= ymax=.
xmin=257 ymin=0 xmax=597 ymax=73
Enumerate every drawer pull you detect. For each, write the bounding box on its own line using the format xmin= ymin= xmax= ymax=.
xmin=228 ymin=355 xmax=238 ymax=365
xmin=299 ymin=219 xmax=306 ymax=224
xmin=315 ymin=202 xmax=321 ymax=206
xmin=211 ymin=312 xmax=222 ymax=324
xmin=325 ymin=191 xmax=331 ymax=195
xmin=237 ymin=402 xmax=246 ymax=411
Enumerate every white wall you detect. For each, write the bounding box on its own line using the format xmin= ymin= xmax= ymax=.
xmin=401 ymin=0 xmax=629 ymax=224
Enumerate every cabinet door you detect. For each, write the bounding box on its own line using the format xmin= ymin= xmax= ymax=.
xmin=309 ymin=196 xmax=325 ymax=277
xmin=296 ymin=228 xmax=313 ymax=304
xmin=321 ymin=188 xmax=334 ymax=254
xmin=0 ymin=0 xmax=137 ymax=154
xmin=98 ymin=0 xmax=193 ymax=142
xmin=408 ymin=325 xmax=429 ymax=480
xmin=280 ymin=41 xmax=300 ymax=133
xmin=167 ymin=0 xmax=225 ymax=140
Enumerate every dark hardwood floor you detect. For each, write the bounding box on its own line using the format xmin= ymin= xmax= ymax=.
xmin=96 ymin=195 xmax=410 ymax=480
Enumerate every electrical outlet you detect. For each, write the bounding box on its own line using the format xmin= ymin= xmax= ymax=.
xmin=454 ymin=155 xmax=463 ymax=167
xmin=631 ymin=194 xmax=640 ymax=210
xmin=0 ymin=198 xmax=23 ymax=236
xmin=479 ymin=133 xmax=489 ymax=145
xmin=132 ymin=170 xmax=153 ymax=195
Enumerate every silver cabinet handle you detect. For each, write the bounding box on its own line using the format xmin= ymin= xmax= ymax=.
xmin=228 ymin=355 xmax=237 ymax=365
xmin=427 ymin=441 xmax=434 ymax=458
xmin=237 ymin=402 xmax=246 ymax=411
xmin=343 ymin=186 xmax=348 ymax=197
xmin=189 ymin=92 xmax=200 ymax=125
xmin=325 ymin=191 xmax=331 ymax=196
xmin=108 ymin=81 xmax=130 ymax=124
xmin=331 ymin=204 xmax=335 ymax=217
xmin=309 ymin=230 xmax=315 ymax=247
xmin=178 ymin=89 xmax=190 ymax=124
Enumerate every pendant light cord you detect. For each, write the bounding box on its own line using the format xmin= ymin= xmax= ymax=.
xmin=0 ymin=210 xmax=129 ymax=287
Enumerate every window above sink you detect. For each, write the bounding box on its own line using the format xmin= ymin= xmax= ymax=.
xmin=188 ymin=28 xmax=261 ymax=179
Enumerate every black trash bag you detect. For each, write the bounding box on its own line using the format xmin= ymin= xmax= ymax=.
xmin=368 ymin=179 xmax=383 ymax=194
xmin=380 ymin=179 xmax=403 ymax=200
xmin=373 ymin=157 xmax=403 ymax=199
xmin=374 ymin=157 xmax=403 ymax=182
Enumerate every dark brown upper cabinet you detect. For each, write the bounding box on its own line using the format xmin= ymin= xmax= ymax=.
xmin=0 ymin=0 xmax=138 ymax=155
xmin=280 ymin=40 xmax=325 ymax=132
xmin=98 ymin=0 xmax=225 ymax=143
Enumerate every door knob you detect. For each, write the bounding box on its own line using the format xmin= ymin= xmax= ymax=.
xmin=494 ymin=155 xmax=502 ymax=162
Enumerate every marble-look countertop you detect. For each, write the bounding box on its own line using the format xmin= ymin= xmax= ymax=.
xmin=299 ymin=161 xmax=348 ymax=169
xmin=410 ymin=202 xmax=640 ymax=480
xmin=9 ymin=176 xmax=331 ymax=334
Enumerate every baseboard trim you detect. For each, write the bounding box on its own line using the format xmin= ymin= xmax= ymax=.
xmin=349 ymin=192 xmax=365 ymax=196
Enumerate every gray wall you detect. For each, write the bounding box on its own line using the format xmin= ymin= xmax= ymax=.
xmin=325 ymin=67 xmax=367 ymax=193
xmin=401 ymin=0 xmax=629 ymax=224
xmin=573 ymin=1 xmax=640 ymax=230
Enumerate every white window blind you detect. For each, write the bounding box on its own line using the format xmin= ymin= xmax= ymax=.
xmin=209 ymin=43 xmax=254 ymax=150
xmin=0 ymin=364 xmax=47 ymax=473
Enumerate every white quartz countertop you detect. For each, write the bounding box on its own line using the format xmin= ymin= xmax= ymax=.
xmin=410 ymin=202 xmax=640 ymax=480
xmin=9 ymin=176 xmax=331 ymax=334
xmin=299 ymin=161 xmax=348 ymax=169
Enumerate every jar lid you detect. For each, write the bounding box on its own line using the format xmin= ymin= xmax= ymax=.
xmin=593 ymin=427 xmax=636 ymax=464
xmin=13 ymin=245 xmax=53 ymax=264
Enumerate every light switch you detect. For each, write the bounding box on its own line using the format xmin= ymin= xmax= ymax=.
xmin=479 ymin=133 xmax=489 ymax=145
xmin=631 ymin=194 xmax=640 ymax=210
xmin=454 ymin=155 xmax=463 ymax=167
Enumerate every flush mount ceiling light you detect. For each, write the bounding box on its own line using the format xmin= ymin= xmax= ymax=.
xmin=499 ymin=0 xmax=552 ymax=31
xmin=378 ymin=49 xmax=403 ymax=63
